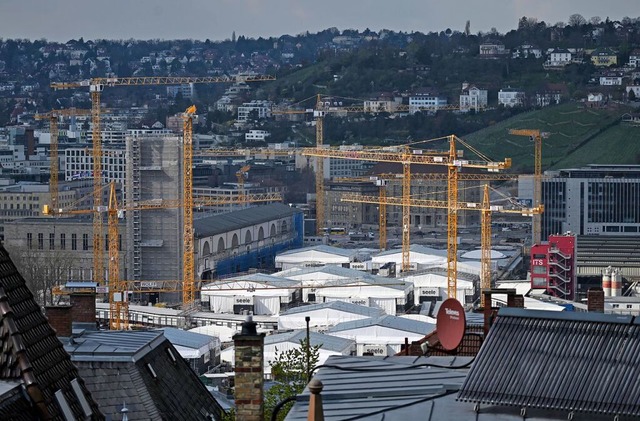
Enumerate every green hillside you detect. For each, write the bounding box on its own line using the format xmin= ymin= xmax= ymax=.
xmin=461 ymin=103 xmax=635 ymax=173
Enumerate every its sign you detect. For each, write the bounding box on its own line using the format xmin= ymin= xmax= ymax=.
xmin=234 ymin=296 xmax=254 ymax=305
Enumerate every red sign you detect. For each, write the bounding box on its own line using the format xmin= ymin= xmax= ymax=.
xmin=436 ymin=298 xmax=466 ymax=351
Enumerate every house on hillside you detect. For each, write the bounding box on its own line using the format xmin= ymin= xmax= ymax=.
xmin=512 ymin=44 xmax=542 ymax=59
xmin=459 ymin=82 xmax=488 ymax=112
xmin=498 ymin=87 xmax=525 ymax=107
xmin=629 ymin=49 xmax=640 ymax=67
xmin=591 ymin=47 xmax=618 ymax=67
xmin=599 ymin=72 xmax=624 ymax=86
xmin=408 ymin=92 xmax=448 ymax=113
xmin=545 ymin=48 xmax=572 ymax=68
xmin=625 ymin=85 xmax=640 ymax=99
xmin=534 ymin=83 xmax=568 ymax=107
xmin=479 ymin=39 xmax=507 ymax=57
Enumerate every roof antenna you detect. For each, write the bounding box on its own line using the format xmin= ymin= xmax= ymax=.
xmin=121 ymin=401 xmax=128 ymax=421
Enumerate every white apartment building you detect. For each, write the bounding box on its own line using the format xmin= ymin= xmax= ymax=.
xmin=166 ymin=83 xmax=195 ymax=99
xmin=237 ymin=100 xmax=272 ymax=122
xmin=408 ymin=94 xmax=448 ymax=114
xmin=245 ymin=130 xmax=270 ymax=143
xmin=459 ymin=84 xmax=488 ymax=112
xmin=547 ymin=48 xmax=572 ymax=66
xmin=64 ymin=146 xmax=126 ymax=186
xmin=498 ymin=88 xmax=525 ymax=107
xmin=600 ymin=76 xmax=623 ymax=86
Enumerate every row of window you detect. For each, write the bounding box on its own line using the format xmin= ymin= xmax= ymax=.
xmin=26 ymin=232 xmax=123 ymax=251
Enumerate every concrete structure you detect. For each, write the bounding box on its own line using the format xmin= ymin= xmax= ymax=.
xmin=166 ymin=83 xmax=195 ymax=99
xmin=237 ymin=100 xmax=272 ymax=122
xmin=194 ymin=203 xmax=304 ymax=278
xmin=325 ymin=179 xmax=379 ymax=229
xmin=125 ymin=134 xmax=183 ymax=286
xmin=245 ymin=129 xmax=270 ymax=143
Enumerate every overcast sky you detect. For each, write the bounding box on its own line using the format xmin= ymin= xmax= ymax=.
xmin=1 ymin=0 xmax=638 ymax=42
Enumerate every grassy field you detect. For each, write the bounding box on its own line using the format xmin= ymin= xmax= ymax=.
xmin=461 ymin=103 xmax=633 ymax=172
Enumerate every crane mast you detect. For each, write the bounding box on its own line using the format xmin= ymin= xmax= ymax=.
xmin=183 ymin=106 xmax=196 ymax=306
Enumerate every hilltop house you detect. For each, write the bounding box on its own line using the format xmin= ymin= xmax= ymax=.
xmin=545 ymin=48 xmax=572 ymax=68
xmin=479 ymin=40 xmax=507 ymax=57
xmin=512 ymin=44 xmax=542 ymax=59
xmin=459 ymin=83 xmax=488 ymax=112
xmin=591 ymin=47 xmax=618 ymax=67
xmin=498 ymin=87 xmax=525 ymax=107
xmin=629 ymin=49 xmax=640 ymax=67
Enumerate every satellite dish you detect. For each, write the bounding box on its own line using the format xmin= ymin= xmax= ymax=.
xmin=436 ymin=298 xmax=466 ymax=351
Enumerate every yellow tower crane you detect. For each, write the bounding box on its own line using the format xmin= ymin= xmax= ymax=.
xmin=508 ymin=129 xmax=545 ymax=245
xmin=34 ymin=108 xmax=91 ymax=212
xmin=46 ymin=180 xmax=282 ymax=328
xmin=341 ymin=185 xmax=541 ymax=299
xmin=335 ymin=172 xmax=520 ymax=250
xmin=303 ymin=135 xmax=511 ymax=279
xmin=182 ymin=105 xmax=197 ymax=307
xmin=273 ymin=95 xmax=469 ymax=236
xmin=50 ymin=75 xmax=275 ymax=286
xmin=236 ymin=164 xmax=251 ymax=204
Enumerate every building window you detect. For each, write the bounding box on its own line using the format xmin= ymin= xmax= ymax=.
xmin=49 ymin=233 xmax=55 ymax=250
xmin=72 ymin=234 xmax=77 ymax=251
xmin=60 ymin=233 xmax=66 ymax=250
xmin=27 ymin=233 xmax=33 ymax=249
xmin=38 ymin=233 xmax=44 ymax=250
xmin=82 ymin=234 xmax=89 ymax=251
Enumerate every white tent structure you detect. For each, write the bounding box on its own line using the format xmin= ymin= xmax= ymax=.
xmin=274 ymin=266 xmax=385 ymax=303
xmin=314 ymin=277 xmax=413 ymax=316
xmin=221 ymin=330 xmax=354 ymax=375
xmin=187 ymin=325 xmax=271 ymax=343
xmin=275 ymin=245 xmax=358 ymax=271
xmin=200 ymin=273 xmax=300 ymax=316
xmin=326 ymin=315 xmax=436 ymax=356
xmin=278 ymin=301 xmax=384 ymax=330
xmin=372 ymin=244 xmax=447 ymax=271
xmin=401 ymin=272 xmax=475 ymax=305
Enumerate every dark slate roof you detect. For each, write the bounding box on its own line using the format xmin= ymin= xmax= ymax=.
xmin=68 ymin=329 xmax=224 ymax=420
xmin=0 ymin=243 xmax=103 ymax=420
xmin=158 ymin=327 xmax=216 ymax=350
xmin=459 ymin=308 xmax=640 ymax=418
xmin=285 ymin=355 xmax=471 ymax=420
xmin=0 ymin=380 xmax=39 ymax=420
xmin=193 ymin=202 xmax=300 ymax=237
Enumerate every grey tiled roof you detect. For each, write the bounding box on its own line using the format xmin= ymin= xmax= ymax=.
xmin=280 ymin=301 xmax=383 ymax=318
xmin=158 ymin=327 xmax=216 ymax=350
xmin=193 ymin=203 xmax=300 ymax=237
xmin=70 ymin=330 xmax=224 ymax=420
xmin=265 ymin=330 xmax=354 ymax=353
xmin=459 ymin=308 xmax=640 ymax=417
xmin=327 ymin=314 xmax=435 ymax=335
xmin=0 ymin=243 xmax=103 ymax=420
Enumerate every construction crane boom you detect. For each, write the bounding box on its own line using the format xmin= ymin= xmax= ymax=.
xmin=49 ymin=74 xmax=275 ymax=300
xmin=183 ymin=106 xmax=196 ymax=307
xmin=508 ymin=129 xmax=544 ymax=245
xmin=303 ymin=136 xmax=511 ymax=277
xmin=342 ymin=188 xmax=541 ymax=299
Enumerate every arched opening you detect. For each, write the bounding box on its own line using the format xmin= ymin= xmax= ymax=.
xmin=258 ymin=226 xmax=265 ymax=241
xmin=202 ymin=241 xmax=211 ymax=256
xmin=281 ymin=220 xmax=288 ymax=233
xmin=245 ymin=230 xmax=252 ymax=244
xmin=232 ymin=234 xmax=239 ymax=248
xmin=270 ymin=223 xmax=276 ymax=236
xmin=217 ymin=237 xmax=225 ymax=253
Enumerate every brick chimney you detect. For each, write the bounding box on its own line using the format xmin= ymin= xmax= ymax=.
xmin=45 ymin=305 xmax=73 ymax=337
xmin=233 ymin=315 xmax=265 ymax=421
xmin=587 ymin=287 xmax=605 ymax=313
xmin=69 ymin=292 xmax=97 ymax=329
